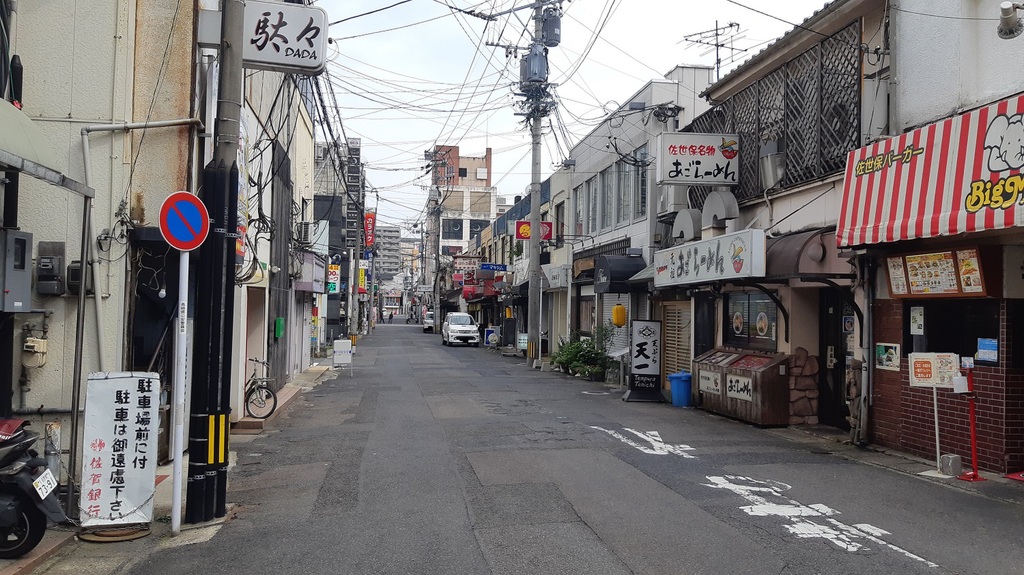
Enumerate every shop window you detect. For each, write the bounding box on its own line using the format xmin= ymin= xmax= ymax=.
xmin=578 ymin=297 xmax=595 ymax=335
xmin=634 ymin=144 xmax=648 ymax=218
xmin=902 ymin=299 xmax=1000 ymax=366
xmin=723 ymin=292 xmax=778 ymax=352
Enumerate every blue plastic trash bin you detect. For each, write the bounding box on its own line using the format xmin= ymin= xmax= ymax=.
xmin=669 ymin=372 xmax=692 ymax=407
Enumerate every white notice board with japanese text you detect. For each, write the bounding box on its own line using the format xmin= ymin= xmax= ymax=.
xmin=80 ymin=372 xmax=160 ymax=527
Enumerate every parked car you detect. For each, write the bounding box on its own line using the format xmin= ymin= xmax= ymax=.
xmin=441 ymin=312 xmax=480 ymax=347
xmin=422 ymin=311 xmax=434 ymax=332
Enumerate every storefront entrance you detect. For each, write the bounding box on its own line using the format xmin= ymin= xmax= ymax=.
xmin=819 ymin=290 xmax=853 ymax=429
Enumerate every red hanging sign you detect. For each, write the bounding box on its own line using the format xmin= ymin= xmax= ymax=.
xmin=514 ymin=220 xmax=552 ymax=240
xmin=364 ymin=212 xmax=377 ymax=247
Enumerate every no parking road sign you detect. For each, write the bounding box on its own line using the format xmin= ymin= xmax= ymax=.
xmin=159 ymin=192 xmax=210 ymax=251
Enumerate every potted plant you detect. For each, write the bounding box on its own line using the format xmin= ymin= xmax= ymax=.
xmin=552 ymin=339 xmax=584 ymax=375
xmin=568 ymin=338 xmax=608 ymax=381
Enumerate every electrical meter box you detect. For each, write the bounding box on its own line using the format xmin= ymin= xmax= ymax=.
xmin=0 ymin=231 xmax=32 ymax=312
xmin=36 ymin=255 xmax=64 ymax=295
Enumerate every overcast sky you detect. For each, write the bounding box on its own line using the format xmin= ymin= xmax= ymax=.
xmin=315 ymin=0 xmax=834 ymax=230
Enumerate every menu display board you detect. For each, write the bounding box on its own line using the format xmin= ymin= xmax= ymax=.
xmin=724 ymin=292 xmax=778 ymax=351
xmin=887 ymin=257 xmax=908 ymax=295
xmin=885 ymin=248 xmax=988 ymax=298
xmin=905 ymin=252 xmax=959 ymax=294
xmin=956 ymin=249 xmax=983 ymax=293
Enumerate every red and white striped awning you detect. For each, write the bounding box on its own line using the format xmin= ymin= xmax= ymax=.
xmin=838 ymin=92 xmax=1024 ymax=247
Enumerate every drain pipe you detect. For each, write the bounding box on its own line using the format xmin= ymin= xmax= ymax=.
xmin=80 ymin=118 xmax=203 ymax=371
xmin=66 ymin=118 xmax=202 ymax=515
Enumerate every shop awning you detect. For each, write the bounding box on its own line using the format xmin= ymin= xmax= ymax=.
xmin=0 ymin=99 xmax=91 ymax=197
xmin=594 ymin=255 xmax=647 ymax=293
xmin=627 ymin=262 xmax=657 ymax=283
xmin=572 ymin=257 xmax=595 ymax=278
xmin=357 ymin=287 xmax=367 ymax=294
xmin=765 ymin=229 xmax=854 ymax=279
xmin=838 ymin=91 xmax=1024 ymax=248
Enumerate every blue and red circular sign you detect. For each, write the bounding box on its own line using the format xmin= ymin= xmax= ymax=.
xmin=159 ymin=191 xmax=210 ymax=251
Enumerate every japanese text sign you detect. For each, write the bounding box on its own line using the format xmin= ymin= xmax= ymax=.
xmin=653 ymin=229 xmax=766 ymax=288
xmin=243 ymin=1 xmax=328 ymax=75
xmin=453 ymin=255 xmax=482 ymax=272
xmin=726 ymin=374 xmax=753 ymax=401
xmin=909 ymin=353 xmax=959 ymax=388
xmin=630 ymin=320 xmax=662 ymax=390
xmin=327 ymin=264 xmax=340 ymax=294
xmin=80 ymin=372 xmax=160 ymax=527
xmin=839 ymin=92 xmax=1024 ymax=247
xmin=656 ymin=133 xmax=739 ymax=186
xmin=364 ymin=212 xmax=376 ymax=247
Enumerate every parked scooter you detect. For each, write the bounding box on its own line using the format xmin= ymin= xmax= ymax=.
xmin=0 ymin=419 xmax=66 ymax=558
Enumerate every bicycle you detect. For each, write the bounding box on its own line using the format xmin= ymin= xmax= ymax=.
xmin=244 ymin=358 xmax=278 ymax=419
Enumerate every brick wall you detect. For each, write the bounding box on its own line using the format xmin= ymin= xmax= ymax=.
xmin=869 ymin=299 xmax=1024 ymax=474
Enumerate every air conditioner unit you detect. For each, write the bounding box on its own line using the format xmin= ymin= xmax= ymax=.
xmin=298 ymin=221 xmax=314 ymax=244
xmin=658 ymin=186 xmax=688 ymax=215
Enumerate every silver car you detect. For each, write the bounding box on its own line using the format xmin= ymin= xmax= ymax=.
xmin=441 ymin=312 xmax=480 ymax=347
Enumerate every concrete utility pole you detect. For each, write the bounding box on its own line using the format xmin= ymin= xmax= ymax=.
xmin=187 ymin=0 xmax=243 ymax=525
xmin=482 ymin=1 xmax=561 ymax=356
xmin=525 ymin=2 xmax=556 ymax=365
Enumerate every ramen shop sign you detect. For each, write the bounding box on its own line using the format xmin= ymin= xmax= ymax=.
xmin=652 ymin=229 xmax=766 ymax=288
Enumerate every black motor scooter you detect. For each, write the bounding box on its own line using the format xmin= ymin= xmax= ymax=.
xmin=0 ymin=419 xmax=66 ymax=558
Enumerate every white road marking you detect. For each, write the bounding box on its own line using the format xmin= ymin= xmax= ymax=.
xmin=705 ymin=475 xmax=938 ymax=568
xmin=590 ymin=426 xmax=696 ymax=458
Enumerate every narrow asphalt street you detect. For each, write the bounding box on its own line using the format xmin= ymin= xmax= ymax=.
xmin=34 ymin=323 xmax=1024 ymax=574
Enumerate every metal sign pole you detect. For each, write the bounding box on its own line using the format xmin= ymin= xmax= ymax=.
xmin=171 ymin=249 xmax=188 ymax=534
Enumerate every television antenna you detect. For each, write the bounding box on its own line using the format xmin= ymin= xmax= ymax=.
xmin=679 ymin=21 xmax=747 ymax=81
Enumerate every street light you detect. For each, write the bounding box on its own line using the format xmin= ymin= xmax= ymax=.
xmin=998 ymin=2 xmax=1024 ymax=39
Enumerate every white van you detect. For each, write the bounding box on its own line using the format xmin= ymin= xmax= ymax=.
xmin=423 ymin=311 xmax=435 ymax=333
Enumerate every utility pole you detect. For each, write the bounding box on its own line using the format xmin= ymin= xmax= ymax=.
xmin=523 ymin=3 xmax=559 ymax=366
xmin=431 ymin=186 xmax=441 ymax=331
xmin=477 ymin=1 xmax=559 ymax=361
xmin=187 ymin=0 xmax=243 ymax=524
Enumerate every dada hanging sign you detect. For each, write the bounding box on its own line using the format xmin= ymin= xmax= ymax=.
xmin=243 ymin=1 xmax=329 ymax=76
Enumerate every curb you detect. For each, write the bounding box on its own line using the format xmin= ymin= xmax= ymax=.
xmin=0 ymin=529 xmax=77 ymax=575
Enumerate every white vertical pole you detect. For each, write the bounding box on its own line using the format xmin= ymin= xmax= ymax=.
xmin=171 ymin=249 xmax=188 ymax=535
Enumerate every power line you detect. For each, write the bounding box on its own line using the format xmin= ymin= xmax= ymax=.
xmin=329 ymin=0 xmax=415 ymax=27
